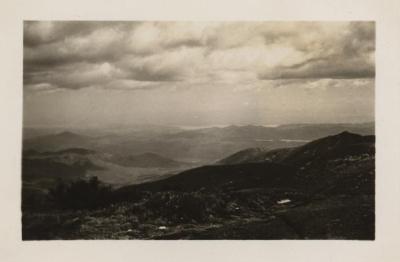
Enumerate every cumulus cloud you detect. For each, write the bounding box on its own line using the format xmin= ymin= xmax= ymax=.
xmin=24 ymin=21 xmax=375 ymax=91
xmin=258 ymin=22 xmax=375 ymax=79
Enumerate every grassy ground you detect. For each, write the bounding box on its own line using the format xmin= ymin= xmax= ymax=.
xmin=22 ymin=192 xmax=374 ymax=240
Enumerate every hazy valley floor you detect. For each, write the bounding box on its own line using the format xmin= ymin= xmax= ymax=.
xmin=21 ymin=127 xmax=375 ymax=240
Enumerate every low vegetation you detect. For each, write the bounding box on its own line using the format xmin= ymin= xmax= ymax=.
xmin=22 ymin=132 xmax=375 ymax=240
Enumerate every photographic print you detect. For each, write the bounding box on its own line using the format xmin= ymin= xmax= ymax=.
xmin=22 ymin=21 xmax=375 ymax=240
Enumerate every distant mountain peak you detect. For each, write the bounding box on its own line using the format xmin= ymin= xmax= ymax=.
xmin=56 ymin=131 xmax=82 ymax=137
xmin=327 ymin=131 xmax=363 ymax=142
xmin=337 ymin=131 xmax=358 ymax=136
xmin=139 ymin=152 xmax=162 ymax=157
xmin=219 ymin=131 xmax=374 ymax=166
xmin=57 ymin=148 xmax=96 ymax=155
xmin=111 ymin=152 xmax=186 ymax=168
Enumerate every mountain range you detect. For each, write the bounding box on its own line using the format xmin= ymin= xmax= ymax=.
xmin=22 ymin=147 xmax=193 ymax=193
xmin=23 ymin=122 xmax=374 ymax=163
xmin=109 ymin=131 xmax=375 ymax=239
xmin=22 ymin=128 xmax=375 ymax=240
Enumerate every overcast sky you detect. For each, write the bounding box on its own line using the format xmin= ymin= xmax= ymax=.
xmin=23 ymin=21 xmax=375 ymax=128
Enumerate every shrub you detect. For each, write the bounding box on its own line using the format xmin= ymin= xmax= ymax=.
xmin=48 ymin=176 xmax=113 ymax=210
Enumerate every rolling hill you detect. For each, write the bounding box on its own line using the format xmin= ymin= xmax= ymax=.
xmin=218 ymin=131 xmax=374 ymax=167
xmin=22 ymin=123 xmax=374 ymax=164
xmin=22 ymin=131 xmax=375 ymax=240
xmin=109 ymin=152 xmax=187 ymax=168
xmin=22 ymin=146 xmax=194 ymax=193
xmin=111 ymin=131 xmax=375 ymax=239
xmin=117 ymin=162 xmax=298 ymax=194
xmin=23 ymin=131 xmax=93 ymax=151
xmin=119 ymin=131 xmax=374 ymax=196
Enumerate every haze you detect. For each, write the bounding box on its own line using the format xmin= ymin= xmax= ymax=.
xmin=23 ymin=21 xmax=375 ymax=128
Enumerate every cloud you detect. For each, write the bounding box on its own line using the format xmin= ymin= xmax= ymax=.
xmin=116 ymin=47 xmax=206 ymax=82
xmin=258 ymin=22 xmax=375 ymax=80
xmin=25 ymin=62 xmax=122 ymax=90
xmin=24 ymin=21 xmax=375 ymax=91
xmin=269 ymin=78 xmax=374 ymax=90
xmin=23 ymin=21 xmax=136 ymax=47
xmin=258 ymin=57 xmax=375 ymax=80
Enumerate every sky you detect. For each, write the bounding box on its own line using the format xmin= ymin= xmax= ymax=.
xmin=23 ymin=21 xmax=375 ymax=128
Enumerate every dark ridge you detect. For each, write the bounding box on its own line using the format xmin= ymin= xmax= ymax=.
xmin=56 ymin=148 xmax=96 ymax=155
xmin=117 ymin=162 xmax=297 ymax=194
xmin=218 ymin=132 xmax=375 ymax=166
xmin=55 ymin=131 xmax=87 ymax=138
xmin=22 ymin=149 xmax=40 ymax=156
xmin=110 ymin=152 xmax=185 ymax=168
xmin=23 ymin=148 xmax=96 ymax=156
xmin=278 ymin=132 xmax=374 ymax=167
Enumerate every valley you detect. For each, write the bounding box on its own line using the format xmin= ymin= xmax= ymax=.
xmin=21 ymin=123 xmax=375 ymax=240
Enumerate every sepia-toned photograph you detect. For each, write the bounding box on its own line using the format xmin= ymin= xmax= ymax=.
xmin=22 ymin=21 xmax=375 ymax=240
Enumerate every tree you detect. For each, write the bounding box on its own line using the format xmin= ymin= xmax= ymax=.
xmin=48 ymin=176 xmax=113 ymax=210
